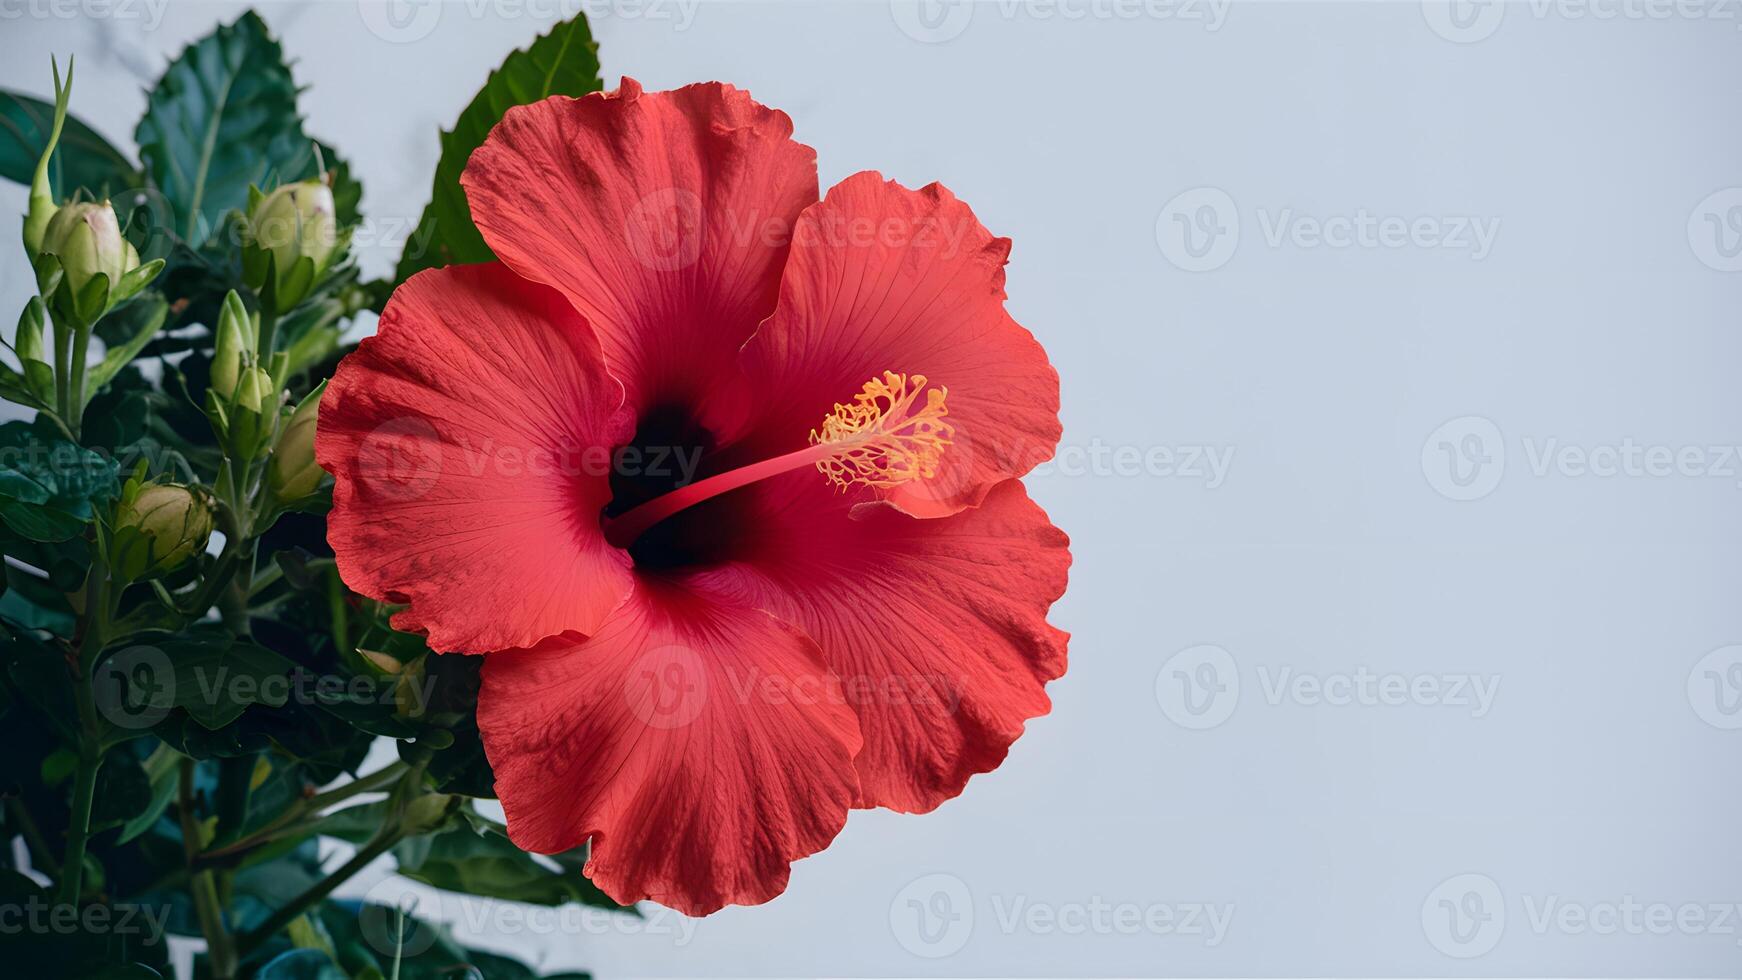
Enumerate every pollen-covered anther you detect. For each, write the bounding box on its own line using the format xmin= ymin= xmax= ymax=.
xmin=810 ymin=371 xmax=954 ymax=490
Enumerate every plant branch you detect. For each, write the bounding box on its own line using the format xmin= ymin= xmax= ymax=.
xmin=235 ymin=824 xmax=405 ymax=958
xmin=180 ymin=758 xmax=238 ymax=980
xmin=67 ymin=319 xmax=91 ymax=434
xmin=234 ymin=760 xmax=427 ymax=958
xmin=200 ymin=760 xmax=408 ymax=863
xmin=57 ymin=538 xmax=111 ymax=905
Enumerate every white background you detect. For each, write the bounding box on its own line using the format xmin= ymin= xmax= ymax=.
xmin=3 ymin=0 xmax=1740 ymax=976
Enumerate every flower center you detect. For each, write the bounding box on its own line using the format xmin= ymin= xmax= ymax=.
xmin=602 ymin=372 xmax=951 ymax=550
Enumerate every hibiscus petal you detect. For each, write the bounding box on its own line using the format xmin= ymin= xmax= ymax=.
xmin=463 ymin=78 xmax=819 ymax=424
xmin=316 ymin=263 xmax=634 ymax=653
xmin=695 ymin=477 xmax=1070 ymax=813
xmin=740 ymin=171 xmax=1062 ymax=517
xmin=478 ymin=580 xmax=862 ymax=914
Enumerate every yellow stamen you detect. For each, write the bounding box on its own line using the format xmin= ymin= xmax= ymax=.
xmin=604 ymin=371 xmax=953 ymax=548
xmin=810 ymin=371 xmax=953 ymax=491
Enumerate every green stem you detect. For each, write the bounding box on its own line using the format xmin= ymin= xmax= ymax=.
xmin=180 ymin=758 xmax=238 ymax=980
xmin=51 ymin=314 xmax=70 ymax=429
xmin=247 ymin=561 xmax=283 ymax=597
xmin=213 ymin=754 xmax=255 ymax=842
xmin=39 ymin=409 xmax=76 ymax=443
xmin=192 ymin=873 xmax=234 ymax=977
xmin=200 ymin=760 xmax=409 ymax=862
xmin=210 ymin=498 xmax=255 ymax=636
xmin=255 ymin=309 xmax=279 ymax=364
xmin=59 ymin=760 xmax=98 ymax=894
xmin=217 ymin=555 xmax=255 ymax=636
xmin=234 ymin=761 xmax=427 ymax=958
xmin=235 ymin=826 xmax=406 ymax=958
xmin=67 ymin=319 xmax=91 ymax=435
xmin=179 ymin=508 xmax=243 ymax=619
xmin=306 ymin=762 xmax=411 ymax=810
xmin=57 ymin=541 xmax=111 ymax=904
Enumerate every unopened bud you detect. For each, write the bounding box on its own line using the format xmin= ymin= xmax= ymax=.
xmin=211 ymin=291 xmax=255 ymax=401
xmin=24 ymin=57 xmax=71 ymax=261
xmin=227 ymin=366 xmax=280 ymax=460
xmin=269 ymin=383 xmax=325 ymax=503
xmin=24 ymin=183 xmax=55 ymax=262
xmin=111 ymin=483 xmax=214 ymax=581
xmin=42 ymin=205 xmax=137 ymax=297
xmin=234 ymin=366 xmax=272 ymax=414
xmin=400 ymin=792 xmax=456 ymax=836
xmin=42 ymin=201 xmax=139 ymax=315
xmin=244 ymin=180 xmax=339 ymax=312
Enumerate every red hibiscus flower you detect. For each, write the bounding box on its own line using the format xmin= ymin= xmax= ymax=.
xmin=316 ymin=79 xmax=1069 ymax=915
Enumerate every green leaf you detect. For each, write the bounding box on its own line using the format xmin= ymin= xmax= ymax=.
xmin=99 ymin=626 xmax=294 ymax=731
xmin=0 ymin=418 xmax=120 ymax=542
xmin=160 ymin=631 xmax=295 ymax=729
xmin=117 ymin=741 xmax=181 ymax=843
xmin=0 ymin=583 xmax=74 ymax=636
xmin=319 ymin=899 xmax=561 ymax=980
xmin=135 ymin=12 xmax=322 ymax=247
xmin=0 ymin=88 xmax=136 ymax=198
xmin=91 ymin=744 xmax=153 ymax=830
xmin=0 ymin=542 xmax=79 ymax=635
xmin=0 ymin=628 xmax=76 ymax=743
xmin=394 ymin=13 xmax=601 ymax=282
xmin=394 ymin=807 xmax=625 ymax=910
xmin=0 ymin=872 xmax=170 ymax=977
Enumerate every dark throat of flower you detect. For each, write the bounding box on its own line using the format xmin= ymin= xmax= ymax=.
xmin=602 ymin=371 xmax=951 ymax=550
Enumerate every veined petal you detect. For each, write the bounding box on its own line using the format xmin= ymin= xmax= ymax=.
xmin=694 ymin=477 xmax=1070 ymax=813
xmin=463 ymin=78 xmax=818 ymax=427
xmin=740 ymin=172 xmax=1062 ymax=517
xmin=316 ymin=263 xmax=634 ymax=653
xmin=478 ymin=579 xmax=862 ymax=914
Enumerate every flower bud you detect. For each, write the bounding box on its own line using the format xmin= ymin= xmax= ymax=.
xmin=269 ymin=383 xmax=325 ymax=503
xmin=399 ymin=792 xmax=457 ymax=836
xmin=111 ymin=483 xmax=214 ymax=581
xmin=211 ymin=290 xmax=255 ymax=401
xmin=227 ymin=365 xmax=280 ymax=460
xmin=244 ymin=180 xmax=339 ymax=313
xmin=24 ymin=180 xmax=55 ymax=262
xmin=24 ymin=57 xmax=71 ymax=261
xmin=234 ymin=365 xmax=272 ymax=414
xmin=41 ymin=201 xmax=139 ymax=315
